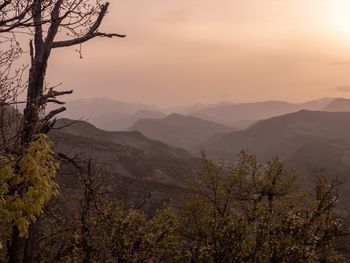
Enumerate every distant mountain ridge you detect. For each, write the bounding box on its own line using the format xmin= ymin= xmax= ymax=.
xmin=321 ymin=98 xmax=350 ymax=112
xmin=131 ymin=113 xmax=235 ymax=151
xmin=52 ymin=98 xmax=162 ymax=131
xmin=98 ymin=109 xmax=166 ymax=131
xmin=203 ymin=110 xmax=350 ymax=208
xmin=191 ymin=98 xmax=335 ymax=128
xmin=49 ymin=97 xmax=339 ymax=132
xmin=204 ymin=110 xmax=350 ymax=160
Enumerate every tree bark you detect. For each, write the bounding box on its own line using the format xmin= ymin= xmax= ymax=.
xmin=9 ymin=1 xmax=63 ymax=261
xmin=8 ymin=228 xmax=26 ymax=263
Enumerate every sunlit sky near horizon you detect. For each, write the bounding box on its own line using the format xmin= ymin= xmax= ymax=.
xmin=46 ymin=0 xmax=350 ymax=107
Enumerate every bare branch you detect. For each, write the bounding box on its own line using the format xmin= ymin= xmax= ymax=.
xmin=52 ymin=3 xmax=126 ymax=49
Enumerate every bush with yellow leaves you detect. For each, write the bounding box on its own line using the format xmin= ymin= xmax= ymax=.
xmin=0 ymin=134 xmax=59 ymax=238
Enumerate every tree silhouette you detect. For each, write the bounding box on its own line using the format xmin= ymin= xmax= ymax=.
xmin=0 ymin=1 xmax=125 ymax=262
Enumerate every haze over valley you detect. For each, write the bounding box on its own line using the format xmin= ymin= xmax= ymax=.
xmin=52 ymin=96 xmax=350 ymax=210
xmin=3 ymin=1 xmax=350 ymax=261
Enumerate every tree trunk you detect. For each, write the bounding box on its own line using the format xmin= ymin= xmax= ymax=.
xmin=9 ymin=2 xmax=51 ymax=260
xmin=8 ymin=228 xmax=26 ymax=263
xmin=6 ymin=0 xmax=123 ymax=260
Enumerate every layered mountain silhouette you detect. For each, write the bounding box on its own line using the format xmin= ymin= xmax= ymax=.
xmin=204 ymin=110 xmax=350 ymax=160
xmin=51 ymin=119 xmax=200 ymax=210
xmin=203 ymin=110 xmax=350 ymax=207
xmin=52 ymin=98 xmax=163 ymax=131
xmin=49 ymin=97 xmax=337 ymax=132
xmin=13 ymin=97 xmax=350 ymax=211
xmin=98 ymin=109 xmax=166 ymax=131
xmin=192 ymin=98 xmax=335 ymax=128
xmin=165 ymin=101 xmax=233 ymax=115
xmin=50 ymin=108 xmax=350 ymax=209
xmin=131 ymin=113 xmax=235 ymax=151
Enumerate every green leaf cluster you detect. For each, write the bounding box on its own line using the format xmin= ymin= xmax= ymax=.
xmin=0 ymin=134 xmax=59 ymax=237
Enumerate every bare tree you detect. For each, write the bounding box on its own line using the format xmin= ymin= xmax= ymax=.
xmin=23 ymin=0 xmax=125 ymax=143
xmin=0 ymin=1 xmax=125 ymax=262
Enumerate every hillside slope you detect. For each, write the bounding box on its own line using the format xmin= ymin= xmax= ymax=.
xmin=203 ymin=110 xmax=350 ymax=207
xmin=131 ymin=113 xmax=234 ymax=151
xmin=205 ymin=110 xmax=350 ymax=159
xmin=51 ymin=119 xmax=200 ymax=210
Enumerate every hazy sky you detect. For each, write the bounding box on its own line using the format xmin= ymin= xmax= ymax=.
xmin=47 ymin=0 xmax=350 ymax=107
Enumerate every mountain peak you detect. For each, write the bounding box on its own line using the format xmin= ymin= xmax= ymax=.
xmin=166 ymin=113 xmax=184 ymax=119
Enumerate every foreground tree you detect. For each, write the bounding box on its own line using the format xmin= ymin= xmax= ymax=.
xmin=180 ymin=152 xmax=347 ymax=262
xmin=0 ymin=1 xmax=125 ymax=262
xmin=22 ymin=0 xmax=125 ymax=144
xmin=36 ymin=157 xmax=187 ymax=262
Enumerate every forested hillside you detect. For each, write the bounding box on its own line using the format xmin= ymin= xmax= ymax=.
xmin=51 ymin=119 xmax=200 ymax=211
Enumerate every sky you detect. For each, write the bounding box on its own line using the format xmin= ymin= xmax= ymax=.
xmin=46 ymin=0 xmax=350 ymax=107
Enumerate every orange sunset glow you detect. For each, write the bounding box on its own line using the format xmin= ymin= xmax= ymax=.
xmin=43 ymin=0 xmax=350 ymax=107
